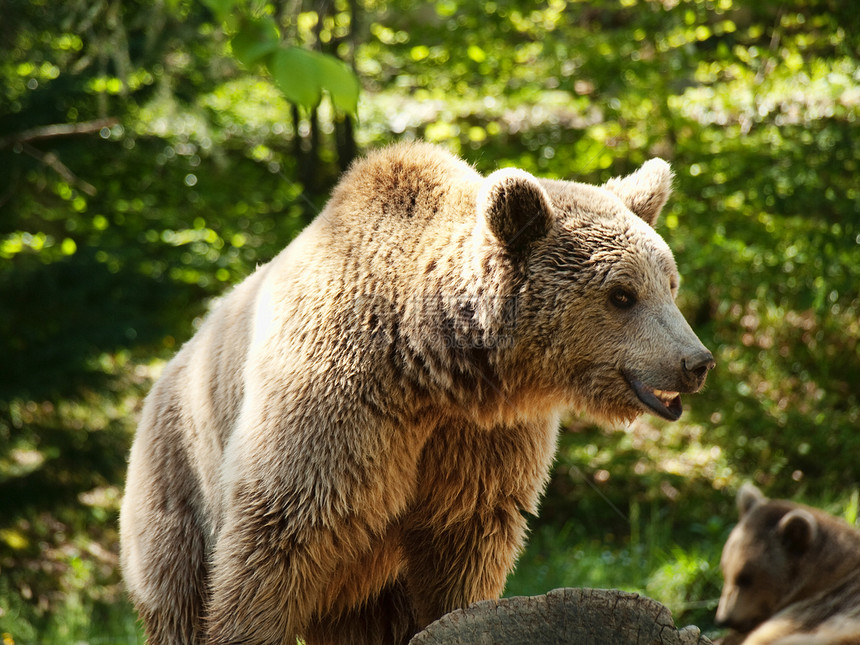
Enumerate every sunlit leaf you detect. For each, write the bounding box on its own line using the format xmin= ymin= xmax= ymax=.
xmin=315 ymin=54 xmax=360 ymax=114
xmin=61 ymin=238 xmax=77 ymax=255
xmin=230 ymin=16 xmax=280 ymax=69
xmin=200 ymin=0 xmax=236 ymax=22
xmin=467 ymin=45 xmax=487 ymax=63
xmin=0 ymin=529 xmax=29 ymax=550
xmin=410 ymin=45 xmax=430 ymax=61
xmin=268 ymin=46 xmax=322 ymax=109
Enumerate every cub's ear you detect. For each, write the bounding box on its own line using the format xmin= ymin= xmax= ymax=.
xmin=737 ymin=483 xmax=765 ymax=518
xmin=479 ymin=168 xmax=553 ymax=255
xmin=777 ymin=508 xmax=818 ymax=554
xmin=603 ymin=158 xmax=673 ymax=227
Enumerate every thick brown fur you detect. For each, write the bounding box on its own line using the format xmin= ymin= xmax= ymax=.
xmin=716 ymin=484 xmax=860 ymax=645
xmin=120 ymin=142 xmax=712 ymax=644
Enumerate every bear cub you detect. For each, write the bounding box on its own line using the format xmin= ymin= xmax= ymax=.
xmin=716 ymin=483 xmax=860 ymax=645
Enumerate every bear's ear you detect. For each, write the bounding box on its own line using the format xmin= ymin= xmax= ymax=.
xmin=737 ymin=483 xmax=765 ymax=518
xmin=479 ymin=168 xmax=553 ymax=255
xmin=602 ymin=158 xmax=673 ymax=227
xmin=777 ymin=509 xmax=818 ymax=554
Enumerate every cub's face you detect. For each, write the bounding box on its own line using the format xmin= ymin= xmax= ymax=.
xmin=478 ymin=161 xmax=713 ymax=423
xmin=715 ymin=484 xmax=820 ymax=633
xmin=715 ymin=518 xmax=789 ymax=632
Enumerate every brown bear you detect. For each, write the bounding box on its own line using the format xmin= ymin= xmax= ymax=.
xmin=119 ymin=142 xmax=714 ymax=644
xmin=716 ymin=483 xmax=860 ymax=645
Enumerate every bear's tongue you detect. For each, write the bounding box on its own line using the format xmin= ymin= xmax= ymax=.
xmin=627 ymin=378 xmax=683 ymax=421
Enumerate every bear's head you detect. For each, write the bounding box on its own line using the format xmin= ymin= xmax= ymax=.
xmin=715 ymin=483 xmax=820 ymax=633
xmin=476 ymin=159 xmax=714 ymax=423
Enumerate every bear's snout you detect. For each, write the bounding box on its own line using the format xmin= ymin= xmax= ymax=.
xmin=681 ymin=350 xmax=715 ymax=392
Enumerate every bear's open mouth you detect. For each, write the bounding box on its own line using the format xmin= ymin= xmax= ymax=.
xmin=625 ymin=375 xmax=683 ymax=421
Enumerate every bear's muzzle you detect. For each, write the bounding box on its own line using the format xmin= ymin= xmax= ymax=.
xmin=682 ymin=350 xmax=716 ymax=392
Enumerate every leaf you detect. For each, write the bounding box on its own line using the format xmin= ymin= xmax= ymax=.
xmin=467 ymin=44 xmax=487 ymax=63
xmin=315 ymin=53 xmax=360 ymax=114
xmin=268 ymin=47 xmax=322 ymax=109
xmin=200 ymin=0 xmax=236 ymax=22
xmin=267 ymin=47 xmax=359 ymax=113
xmin=230 ymin=16 xmax=281 ymax=69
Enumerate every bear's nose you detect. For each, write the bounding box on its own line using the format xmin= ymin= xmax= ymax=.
xmin=682 ymin=351 xmax=715 ymax=390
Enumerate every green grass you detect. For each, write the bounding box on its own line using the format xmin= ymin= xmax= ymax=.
xmin=4 ymin=538 xmax=723 ymax=644
xmin=1 ymin=597 xmax=143 ymax=645
xmin=6 ymin=487 xmax=859 ymax=644
xmin=506 ymin=511 xmax=726 ymax=638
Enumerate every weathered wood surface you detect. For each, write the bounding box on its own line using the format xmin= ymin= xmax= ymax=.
xmin=410 ymin=588 xmax=714 ymax=645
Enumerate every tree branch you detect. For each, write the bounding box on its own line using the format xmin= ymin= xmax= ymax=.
xmin=0 ymin=118 xmax=119 ymax=149
xmin=0 ymin=118 xmax=119 ymax=196
xmin=21 ymin=142 xmax=98 ymax=196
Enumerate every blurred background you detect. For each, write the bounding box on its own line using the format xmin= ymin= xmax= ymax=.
xmin=1 ymin=0 xmax=858 ymax=641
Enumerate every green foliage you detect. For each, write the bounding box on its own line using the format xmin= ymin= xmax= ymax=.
xmin=1 ymin=0 xmax=858 ymax=640
xmin=507 ymin=517 xmax=727 ymax=635
xmin=209 ymin=3 xmax=360 ymax=113
xmin=267 ymin=45 xmax=359 ymax=113
xmin=230 ymin=15 xmax=282 ymax=67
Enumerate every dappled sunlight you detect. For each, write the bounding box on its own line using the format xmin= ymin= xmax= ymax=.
xmin=1 ymin=0 xmax=858 ymax=639
xmin=0 ymin=351 xmax=159 ymax=641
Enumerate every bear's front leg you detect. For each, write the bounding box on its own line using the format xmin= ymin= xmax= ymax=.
xmin=205 ymin=413 xmax=423 ymax=644
xmin=401 ymin=417 xmax=557 ymax=628
xmin=402 ymin=498 xmax=527 ymax=627
xmin=205 ymin=482 xmax=335 ymax=643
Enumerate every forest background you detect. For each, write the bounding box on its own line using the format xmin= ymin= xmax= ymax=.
xmin=1 ymin=0 xmax=858 ymax=642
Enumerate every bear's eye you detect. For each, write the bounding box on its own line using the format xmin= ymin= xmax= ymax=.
xmin=609 ymin=287 xmax=637 ymax=310
xmin=735 ymin=570 xmax=754 ymax=588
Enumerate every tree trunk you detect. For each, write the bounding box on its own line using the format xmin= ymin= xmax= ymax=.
xmin=335 ymin=114 xmax=356 ymax=172
xmin=409 ymin=588 xmax=714 ymax=645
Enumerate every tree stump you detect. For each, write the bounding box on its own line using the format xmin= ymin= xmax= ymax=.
xmin=409 ymin=588 xmax=713 ymax=645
